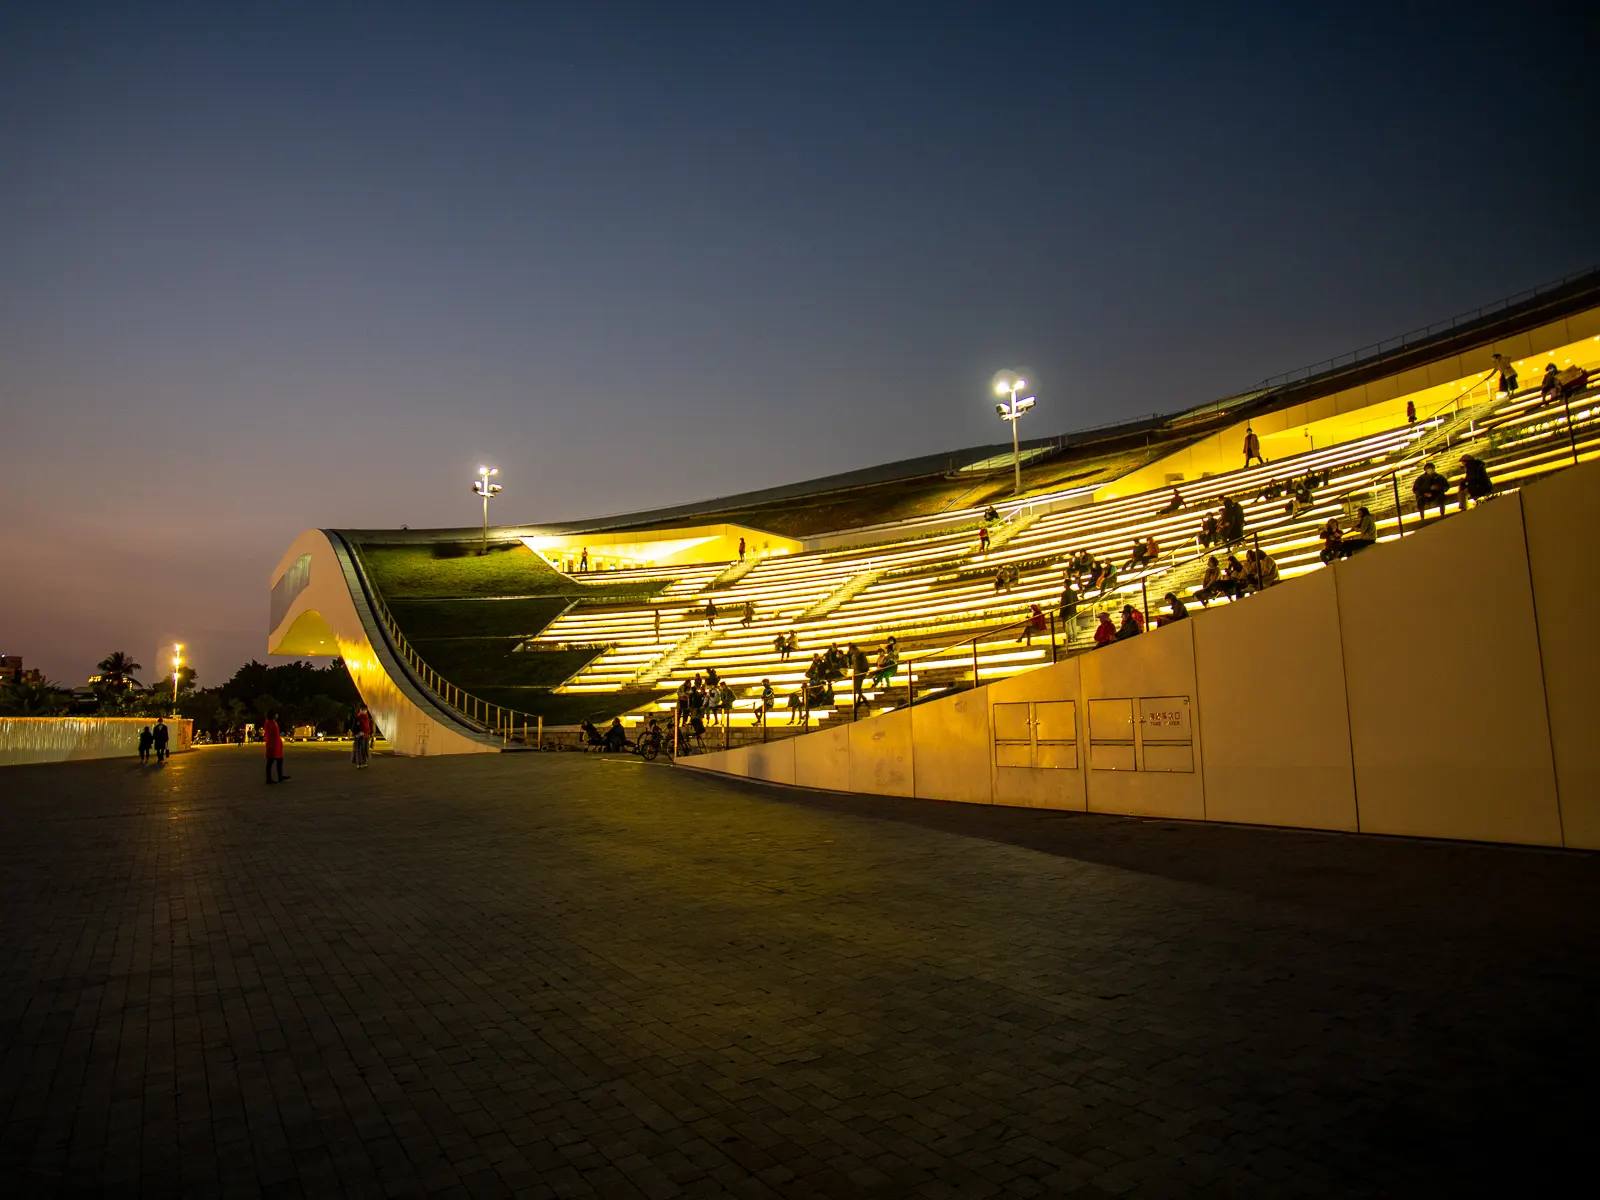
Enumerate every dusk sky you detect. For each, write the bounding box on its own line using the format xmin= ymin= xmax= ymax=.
xmin=3 ymin=1 xmax=1596 ymax=685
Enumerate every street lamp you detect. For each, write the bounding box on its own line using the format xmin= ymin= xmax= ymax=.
xmin=172 ymin=644 xmax=182 ymax=708
xmin=471 ymin=466 xmax=502 ymax=552
xmin=993 ymin=373 xmax=1037 ymax=495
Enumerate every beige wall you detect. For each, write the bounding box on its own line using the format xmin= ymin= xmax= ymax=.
xmin=1079 ymin=622 xmax=1205 ymax=820
xmin=681 ymin=459 xmax=1600 ymax=849
xmin=1335 ymin=497 xmax=1561 ymax=846
xmin=0 ymin=717 xmax=193 ymax=767
xmin=794 ymin=724 xmax=851 ymax=791
xmin=1520 ymin=465 xmax=1600 ymax=848
xmin=911 ymin=688 xmax=993 ymax=804
xmin=988 ymin=658 xmax=1086 ymax=810
xmin=268 ymin=530 xmax=496 ymax=757
xmin=1195 ymin=569 xmax=1359 ymax=831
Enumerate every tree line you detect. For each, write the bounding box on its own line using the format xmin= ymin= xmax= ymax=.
xmin=0 ymin=653 xmax=363 ymax=737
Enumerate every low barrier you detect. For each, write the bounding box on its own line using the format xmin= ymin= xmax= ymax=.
xmin=0 ymin=717 xmax=194 ymax=767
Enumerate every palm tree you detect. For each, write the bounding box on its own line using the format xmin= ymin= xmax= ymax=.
xmin=96 ymin=651 xmax=143 ymax=688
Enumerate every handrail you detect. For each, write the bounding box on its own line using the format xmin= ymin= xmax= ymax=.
xmin=1127 ymin=370 xmax=1543 ymax=606
xmin=345 ymin=541 xmax=544 ymax=745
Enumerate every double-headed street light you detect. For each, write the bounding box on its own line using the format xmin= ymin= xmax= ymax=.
xmin=993 ymin=373 xmax=1037 ymax=495
xmin=471 ymin=466 xmax=502 ymax=552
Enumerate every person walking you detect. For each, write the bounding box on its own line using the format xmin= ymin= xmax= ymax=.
xmin=653 ymin=607 xmax=661 ymax=641
xmin=1242 ymin=426 xmax=1265 ymax=467
xmin=352 ymin=706 xmax=373 ymax=767
xmin=1493 ymin=353 xmax=1518 ymax=398
xmin=137 ymin=725 xmax=153 ymax=765
xmin=264 ymin=711 xmax=288 ymax=784
xmin=152 ymin=717 xmax=170 ymax=764
xmin=738 ymin=536 xmax=747 ymax=563
xmin=977 ymin=526 xmax=990 ymax=554
xmin=579 ymin=547 xmax=589 ymax=572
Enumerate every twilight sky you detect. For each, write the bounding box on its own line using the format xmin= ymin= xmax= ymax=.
xmin=2 ymin=1 xmax=1596 ymax=686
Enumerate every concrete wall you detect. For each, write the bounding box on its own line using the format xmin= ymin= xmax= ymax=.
xmin=1 ymin=717 xmax=194 ymax=767
xmin=683 ymin=458 xmax=1600 ymax=848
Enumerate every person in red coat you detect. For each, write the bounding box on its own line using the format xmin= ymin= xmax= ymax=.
xmin=264 ymin=711 xmax=289 ymax=784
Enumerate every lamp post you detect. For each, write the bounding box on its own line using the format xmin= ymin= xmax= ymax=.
xmin=993 ymin=373 xmax=1037 ymax=496
xmin=471 ymin=466 xmax=502 ymax=553
xmin=171 ymin=644 xmax=182 ymax=709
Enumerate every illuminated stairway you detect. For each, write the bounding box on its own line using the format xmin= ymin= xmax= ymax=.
xmin=798 ymin=567 xmax=886 ymax=620
xmin=631 ymin=626 xmax=719 ymax=686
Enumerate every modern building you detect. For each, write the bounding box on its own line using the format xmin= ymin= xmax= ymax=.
xmin=270 ymin=269 xmax=1600 ymax=846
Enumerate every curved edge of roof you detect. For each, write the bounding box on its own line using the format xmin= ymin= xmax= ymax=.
xmin=339 ymin=265 xmax=1600 ymax=546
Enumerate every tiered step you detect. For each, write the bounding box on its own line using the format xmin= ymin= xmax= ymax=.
xmin=631 ymin=626 xmax=720 ymax=686
xmin=798 ymin=567 xmax=886 ymax=620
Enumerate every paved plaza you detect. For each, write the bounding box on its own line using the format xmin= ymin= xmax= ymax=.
xmin=1 ymin=745 xmax=1596 ymax=1197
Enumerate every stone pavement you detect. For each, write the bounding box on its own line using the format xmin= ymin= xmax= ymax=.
xmin=1 ymin=744 xmax=1595 ymax=1198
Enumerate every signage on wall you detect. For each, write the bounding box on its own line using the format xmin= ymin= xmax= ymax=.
xmin=1086 ymin=696 xmax=1194 ymax=773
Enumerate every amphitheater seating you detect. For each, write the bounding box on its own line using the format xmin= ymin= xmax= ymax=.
xmin=526 ymin=361 xmax=1600 ymax=730
xmin=359 ymin=344 xmax=1600 ymax=737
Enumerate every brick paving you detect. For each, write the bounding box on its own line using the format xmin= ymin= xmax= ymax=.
xmin=1 ymin=744 xmax=1595 ymax=1198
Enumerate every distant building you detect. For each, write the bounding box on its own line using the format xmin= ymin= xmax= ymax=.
xmin=1 ymin=655 xmax=44 ymax=687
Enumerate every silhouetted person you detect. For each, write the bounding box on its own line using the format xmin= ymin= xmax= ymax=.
xmin=604 ymin=718 xmax=627 ymax=752
xmin=579 ymin=547 xmax=589 ymax=572
xmin=1413 ymin=462 xmax=1449 ymax=519
xmin=1243 ymin=426 xmax=1264 ymax=467
xmin=1493 ymin=353 xmax=1518 ymax=398
xmin=1116 ymin=604 xmax=1144 ymax=640
xmin=152 ymin=717 xmax=169 ymax=764
xmin=138 ymin=725 xmax=153 ymax=765
xmin=1458 ymin=454 xmax=1493 ymax=510
xmin=264 ymin=712 xmax=287 ymax=783
xmin=738 ymin=536 xmax=746 ymax=562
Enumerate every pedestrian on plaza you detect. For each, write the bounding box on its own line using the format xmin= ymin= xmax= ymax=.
xmin=579 ymin=547 xmax=589 ymax=572
xmin=738 ymin=536 xmax=747 ymax=563
xmin=653 ymin=608 xmax=661 ymax=640
xmin=741 ymin=601 xmax=755 ymax=627
xmin=138 ymin=725 xmax=153 ymax=765
xmin=977 ymin=526 xmax=990 ymax=554
xmin=352 ymin=706 xmax=373 ymax=767
xmin=758 ymin=679 xmax=775 ymax=727
xmin=705 ymin=600 xmax=717 ymax=628
xmin=1406 ymin=399 xmax=1417 ymax=424
xmin=263 ymin=712 xmax=288 ymax=784
xmin=153 ymin=717 xmax=170 ymax=764
xmin=774 ymin=631 xmax=790 ymax=661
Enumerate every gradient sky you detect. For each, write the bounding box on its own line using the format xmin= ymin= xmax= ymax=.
xmin=3 ymin=1 xmax=1596 ymax=685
